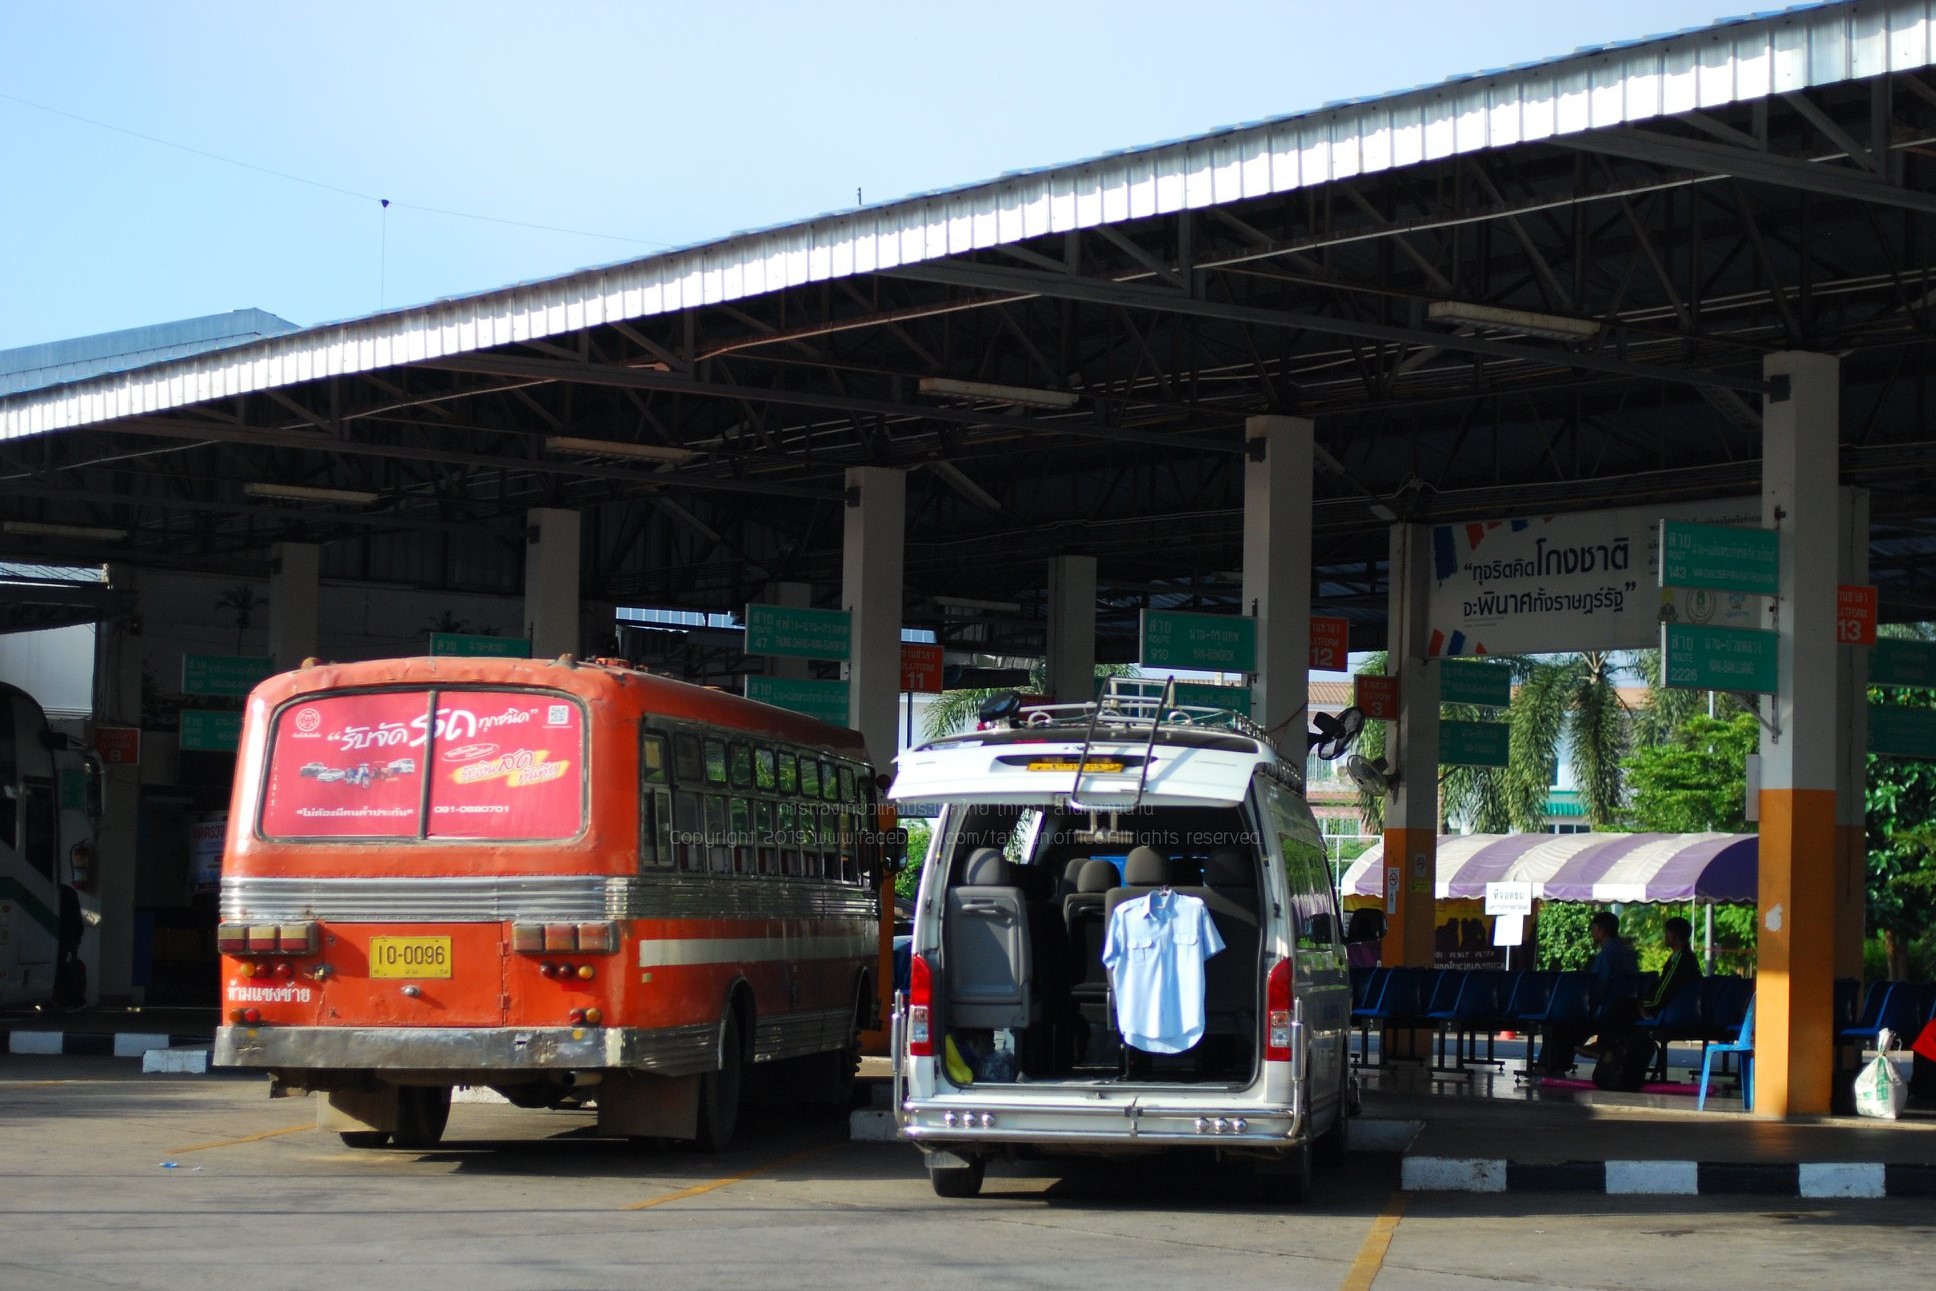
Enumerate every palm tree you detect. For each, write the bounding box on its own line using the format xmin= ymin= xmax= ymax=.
xmin=922 ymin=660 xmax=1141 ymax=741
xmin=215 ymin=584 xmax=266 ymax=654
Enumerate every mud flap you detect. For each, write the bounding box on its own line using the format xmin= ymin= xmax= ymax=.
xmin=595 ymin=1070 xmax=702 ymax=1140
xmin=321 ymin=1085 xmax=399 ymax=1135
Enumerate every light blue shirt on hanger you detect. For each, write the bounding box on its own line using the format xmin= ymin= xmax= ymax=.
xmin=1102 ymin=888 xmax=1225 ymax=1054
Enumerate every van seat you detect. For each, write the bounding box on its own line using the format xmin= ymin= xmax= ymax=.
xmin=945 ymin=847 xmax=1035 ymax=1030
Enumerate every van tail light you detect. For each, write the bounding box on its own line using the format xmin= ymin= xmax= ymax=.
xmin=1265 ymin=957 xmax=1294 ymax=1062
xmin=907 ymin=954 xmax=934 ymax=1057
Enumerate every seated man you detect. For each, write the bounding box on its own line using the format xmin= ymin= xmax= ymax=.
xmin=1536 ymin=910 xmax=1637 ymax=1076
xmin=1640 ymin=916 xmax=1701 ymax=1019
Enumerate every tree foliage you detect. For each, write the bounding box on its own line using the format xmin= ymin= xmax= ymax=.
xmin=1621 ymin=712 xmax=1759 ymax=833
xmin=1864 ymin=677 xmax=1936 ymax=977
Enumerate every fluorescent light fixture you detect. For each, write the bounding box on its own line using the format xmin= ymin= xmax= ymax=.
xmin=546 ymin=435 xmax=697 ymax=464
xmin=244 ymin=482 xmax=381 ymax=505
xmin=1427 ymin=300 xmax=1601 ymax=342
xmin=932 ymin=595 xmax=1022 ymax=613
xmin=4 ymin=520 xmax=128 ymax=541
xmin=918 ymin=377 xmax=1081 ymax=409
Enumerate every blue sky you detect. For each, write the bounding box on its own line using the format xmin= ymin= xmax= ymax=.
xmin=1 ymin=1 xmax=1765 ymax=353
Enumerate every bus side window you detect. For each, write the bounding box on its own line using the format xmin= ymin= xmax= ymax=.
xmin=728 ymin=742 xmax=752 ymax=789
xmin=754 ymin=746 xmax=776 ymax=792
xmin=673 ymin=733 xmax=703 ymax=784
xmin=730 ymin=798 xmax=752 ymax=874
xmin=640 ymin=789 xmax=673 ymax=869
xmin=640 ymin=732 xmax=669 ymax=784
xmin=755 ymin=799 xmax=777 ymax=875
xmin=704 ymin=739 xmax=728 ymax=786
xmin=777 ymin=752 xmax=798 ymax=795
xmin=704 ymin=796 xmax=731 ymax=874
xmin=778 ymin=801 xmax=800 ymax=875
xmin=799 ymin=756 xmax=820 ymax=799
xmin=838 ymin=766 xmax=855 ymax=802
xmin=674 ymin=792 xmax=704 ymax=872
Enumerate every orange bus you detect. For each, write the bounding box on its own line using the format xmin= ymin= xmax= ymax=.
xmin=213 ymin=655 xmax=886 ymax=1151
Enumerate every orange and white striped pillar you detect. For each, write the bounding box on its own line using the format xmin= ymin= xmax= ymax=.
xmin=1382 ymin=523 xmax=1439 ymax=974
xmin=1756 ymin=351 xmax=1843 ymax=1117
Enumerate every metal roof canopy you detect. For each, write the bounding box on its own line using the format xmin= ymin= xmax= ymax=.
xmin=5 ymin=1 xmax=1936 ymax=670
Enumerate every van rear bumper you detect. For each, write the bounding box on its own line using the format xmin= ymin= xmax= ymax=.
xmin=901 ymin=1094 xmax=1304 ymax=1151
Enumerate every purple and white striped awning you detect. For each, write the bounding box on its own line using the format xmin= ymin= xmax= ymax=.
xmin=1339 ymin=833 xmax=1757 ymax=904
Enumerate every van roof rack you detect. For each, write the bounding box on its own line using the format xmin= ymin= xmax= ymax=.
xmin=1005 ymin=676 xmax=1279 ymax=752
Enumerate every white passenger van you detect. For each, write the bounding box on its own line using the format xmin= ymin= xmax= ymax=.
xmin=889 ymin=680 xmax=1367 ymax=1200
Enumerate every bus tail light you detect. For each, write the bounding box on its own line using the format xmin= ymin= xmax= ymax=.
xmin=512 ymin=922 xmax=617 ymax=954
xmin=907 ymin=954 xmax=933 ymax=1057
xmin=1265 ymin=957 xmax=1294 ymax=1062
xmin=217 ymin=921 xmax=318 ymax=957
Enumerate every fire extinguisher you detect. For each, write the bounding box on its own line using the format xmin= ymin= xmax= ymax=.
xmin=69 ymin=840 xmax=94 ymax=891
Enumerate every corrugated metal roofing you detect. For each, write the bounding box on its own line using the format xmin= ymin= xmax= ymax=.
xmin=4 ymin=1 xmax=1930 ymax=440
xmin=0 ymin=308 xmax=298 ymax=397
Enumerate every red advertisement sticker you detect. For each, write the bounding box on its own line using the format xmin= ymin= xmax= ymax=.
xmin=260 ymin=690 xmax=584 ymax=841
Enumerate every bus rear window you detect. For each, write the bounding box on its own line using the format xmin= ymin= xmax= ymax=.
xmin=259 ymin=689 xmax=585 ymax=841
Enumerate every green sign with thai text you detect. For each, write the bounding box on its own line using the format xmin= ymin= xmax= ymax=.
xmin=1660 ymin=521 xmax=1779 ymax=597
xmin=429 ymin=633 xmax=530 ymax=658
xmin=1139 ymin=609 xmax=1256 ymax=672
xmin=744 ymin=676 xmax=851 ymax=726
xmin=1440 ymin=660 xmax=1512 ymax=708
xmin=1871 ymin=638 xmax=1936 ymax=689
xmin=1869 ymin=703 xmax=1936 ymax=760
xmin=1440 ymin=720 xmax=1510 ymax=767
xmin=181 ymin=654 xmax=274 ymax=697
xmin=1171 ymin=682 xmax=1253 ymax=716
xmin=179 ymin=710 xmax=243 ymax=753
xmin=1661 ymin=623 xmax=1778 ymax=693
xmin=744 ymin=604 xmax=852 ymax=660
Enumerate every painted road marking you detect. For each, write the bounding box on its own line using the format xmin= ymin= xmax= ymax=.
xmin=1339 ymin=1191 xmax=1409 ymax=1291
xmin=622 ymin=1145 xmax=828 ymax=1211
xmin=168 ymin=1124 xmax=313 ymax=1155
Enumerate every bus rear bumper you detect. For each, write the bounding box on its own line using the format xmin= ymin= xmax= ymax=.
xmin=215 ymin=1022 xmax=713 ymax=1076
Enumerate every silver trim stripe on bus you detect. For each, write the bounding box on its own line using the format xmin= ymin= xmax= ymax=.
xmin=221 ymin=875 xmax=875 ymax=924
xmin=637 ymin=932 xmax=878 ymax=969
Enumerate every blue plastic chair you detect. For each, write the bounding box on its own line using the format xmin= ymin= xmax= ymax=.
xmin=1355 ymin=966 xmax=1430 ymax=1066
xmin=1519 ymin=971 xmax=1592 ymax=1075
xmin=1697 ymin=996 xmax=1754 ymax=1111
xmin=1428 ymin=969 xmax=1510 ymax=1070
xmin=1839 ymin=981 xmax=1921 ymax=1050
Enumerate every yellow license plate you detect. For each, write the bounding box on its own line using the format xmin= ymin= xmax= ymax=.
xmin=368 ymin=936 xmax=453 ymax=979
xmin=1027 ymin=760 xmax=1124 ymax=773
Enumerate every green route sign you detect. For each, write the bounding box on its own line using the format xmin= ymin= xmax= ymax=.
xmin=1661 ymin=622 xmax=1778 ymax=693
xmin=1660 ymin=521 xmax=1779 ymax=597
xmin=1871 ymin=638 xmax=1936 ymax=689
xmin=1170 ymin=682 xmax=1253 ymax=716
xmin=181 ymin=654 xmax=274 ymax=696
xmin=744 ymin=676 xmax=850 ymax=726
xmin=1139 ymin=609 xmax=1256 ymax=672
xmin=179 ymin=710 xmax=243 ymax=753
xmin=1440 ymin=720 xmax=1510 ymax=767
xmin=1440 ymin=660 xmax=1511 ymax=708
xmin=744 ymin=604 xmax=851 ymax=660
xmin=429 ymin=633 xmax=530 ymax=658
xmin=1868 ymin=703 xmax=1936 ymax=760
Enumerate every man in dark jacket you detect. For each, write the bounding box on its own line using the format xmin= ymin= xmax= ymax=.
xmin=1641 ymin=916 xmax=1702 ymax=1018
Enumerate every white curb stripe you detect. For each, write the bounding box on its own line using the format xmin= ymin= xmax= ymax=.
xmin=141 ymin=1047 xmax=210 ymax=1074
xmin=1401 ymin=1156 xmax=1507 ymax=1192
xmin=1799 ymin=1162 xmax=1887 ymax=1199
xmin=9 ymin=1032 xmax=63 ymax=1055
xmin=113 ymin=1033 xmax=172 ymax=1058
xmin=848 ymin=1108 xmax=897 ymax=1142
xmin=1606 ymin=1160 xmax=1699 ymax=1195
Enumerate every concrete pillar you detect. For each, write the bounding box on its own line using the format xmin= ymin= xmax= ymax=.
xmin=1757 ymin=351 xmax=1842 ymax=1118
xmin=1241 ymin=415 xmax=1313 ymax=736
xmin=1045 ymin=555 xmax=1097 ymax=705
xmin=524 ymin=508 xmax=582 ymax=660
xmin=843 ymin=467 xmax=906 ymax=769
xmin=762 ymin=582 xmax=813 ymax=681
xmin=1835 ymin=487 xmax=1870 ymax=986
xmin=1381 ymin=524 xmax=1440 ymax=972
xmin=93 ymin=565 xmax=144 ymax=1003
xmin=268 ymin=542 xmax=320 ymax=670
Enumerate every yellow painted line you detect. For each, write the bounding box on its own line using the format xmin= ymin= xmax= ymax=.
xmin=168 ymin=1124 xmax=314 ymax=1155
xmin=622 ymin=1145 xmax=827 ymax=1211
xmin=1339 ymin=1191 xmax=1410 ymax=1291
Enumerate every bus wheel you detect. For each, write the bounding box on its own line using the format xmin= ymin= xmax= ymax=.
xmin=928 ymin=1154 xmax=985 ymax=1199
xmin=812 ymin=990 xmax=866 ymax=1110
xmin=392 ymin=1086 xmax=452 ymax=1150
xmin=693 ymin=1012 xmax=743 ymax=1153
xmin=338 ymin=1130 xmax=390 ymax=1149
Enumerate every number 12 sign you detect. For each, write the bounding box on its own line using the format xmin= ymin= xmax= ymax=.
xmin=1310 ymin=616 xmax=1349 ymax=670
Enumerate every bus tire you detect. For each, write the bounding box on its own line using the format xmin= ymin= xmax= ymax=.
xmin=811 ymin=983 xmax=867 ymax=1110
xmin=928 ymin=1155 xmax=985 ymax=1199
xmin=392 ymin=1085 xmax=451 ymax=1150
xmin=693 ymin=1012 xmax=743 ymax=1153
xmin=338 ymin=1130 xmax=390 ymax=1149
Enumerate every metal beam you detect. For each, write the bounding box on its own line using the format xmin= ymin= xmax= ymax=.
xmin=1559 ymin=127 xmax=1936 ymax=216
xmin=881 ymin=259 xmax=1775 ymax=395
xmin=416 ymin=353 xmax=1245 ymax=456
